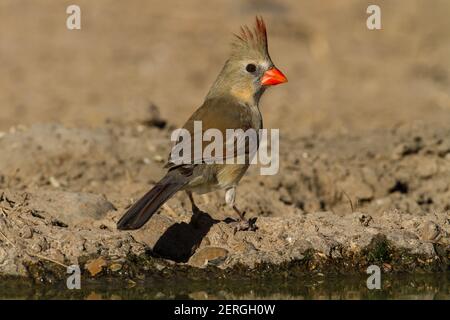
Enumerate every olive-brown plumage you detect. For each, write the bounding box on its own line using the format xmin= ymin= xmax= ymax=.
xmin=117 ymin=17 xmax=287 ymax=230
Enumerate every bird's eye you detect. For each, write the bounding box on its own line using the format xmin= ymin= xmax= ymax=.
xmin=246 ymin=63 xmax=257 ymax=73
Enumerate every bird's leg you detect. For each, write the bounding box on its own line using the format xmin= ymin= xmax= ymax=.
xmin=226 ymin=188 xmax=246 ymax=219
xmin=232 ymin=205 xmax=246 ymax=220
xmin=225 ymin=188 xmax=256 ymax=233
xmin=186 ymin=190 xmax=200 ymax=214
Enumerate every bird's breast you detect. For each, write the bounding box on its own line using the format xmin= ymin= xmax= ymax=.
xmin=186 ymin=163 xmax=249 ymax=194
xmin=215 ymin=163 xmax=249 ymax=189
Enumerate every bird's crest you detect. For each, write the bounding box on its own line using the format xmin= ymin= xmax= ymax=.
xmin=231 ymin=16 xmax=269 ymax=60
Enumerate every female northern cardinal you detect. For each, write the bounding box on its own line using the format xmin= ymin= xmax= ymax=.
xmin=118 ymin=17 xmax=287 ymax=231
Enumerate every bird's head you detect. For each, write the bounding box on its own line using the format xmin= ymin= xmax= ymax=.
xmin=207 ymin=16 xmax=287 ymax=104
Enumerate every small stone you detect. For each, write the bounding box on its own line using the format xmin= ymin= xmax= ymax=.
xmin=382 ymin=263 xmax=392 ymax=272
xmin=49 ymin=176 xmax=60 ymax=188
xmin=0 ymin=247 xmax=7 ymax=264
xmin=188 ymin=247 xmax=229 ymax=268
xmin=154 ymin=263 xmax=166 ymax=271
xmin=36 ymin=237 xmax=49 ymax=251
xmin=85 ymin=257 xmax=107 ymax=276
xmin=420 ymin=221 xmax=442 ymax=242
xmin=85 ymin=292 xmax=102 ymax=300
xmin=19 ymin=226 xmax=33 ymax=239
xmin=109 ymin=263 xmax=122 ymax=272
xmin=30 ymin=243 xmax=42 ymax=253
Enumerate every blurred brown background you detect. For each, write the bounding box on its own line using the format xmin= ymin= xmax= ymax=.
xmin=1 ymin=0 xmax=449 ymax=137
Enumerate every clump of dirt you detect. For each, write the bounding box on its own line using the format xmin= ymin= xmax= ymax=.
xmin=0 ymin=119 xmax=448 ymax=281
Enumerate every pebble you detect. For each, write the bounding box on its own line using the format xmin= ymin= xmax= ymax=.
xmin=420 ymin=221 xmax=442 ymax=242
xmin=85 ymin=257 xmax=107 ymax=276
xmin=30 ymin=243 xmax=42 ymax=253
xmin=382 ymin=263 xmax=393 ymax=272
xmin=0 ymin=247 xmax=7 ymax=264
xmin=49 ymin=176 xmax=61 ymax=188
xmin=20 ymin=226 xmax=33 ymax=239
xmin=154 ymin=263 xmax=166 ymax=271
xmin=109 ymin=263 xmax=122 ymax=272
xmin=188 ymin=247 xmax=229 ymax=268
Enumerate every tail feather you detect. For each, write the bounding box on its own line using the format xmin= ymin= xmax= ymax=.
xmin=117 ymin=174 xmax=186 ymax=230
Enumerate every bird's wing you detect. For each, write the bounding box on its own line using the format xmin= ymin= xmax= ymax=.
xmin=165 ymin=96 xmax=260 ymax=170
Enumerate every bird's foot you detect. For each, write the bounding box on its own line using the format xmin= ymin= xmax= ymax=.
xmin=232 ymin=217 xmax=258 ymax=234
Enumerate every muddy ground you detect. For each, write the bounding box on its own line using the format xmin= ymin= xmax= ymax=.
xmin=0 ymin=1 xmax=449 ymax=280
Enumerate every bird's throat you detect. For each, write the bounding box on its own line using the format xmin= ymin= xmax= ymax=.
xmin=230 ymin=85 xmax=254 ymax=104
xmin=230 ymin=84 xmax=264 ymax=106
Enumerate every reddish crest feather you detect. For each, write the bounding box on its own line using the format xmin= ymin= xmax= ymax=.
xmin=232 ymin=16 xmax=269 ymax=59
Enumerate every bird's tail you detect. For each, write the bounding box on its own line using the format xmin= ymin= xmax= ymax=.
xmin=117 ymin=173 xmax=187 ymax=230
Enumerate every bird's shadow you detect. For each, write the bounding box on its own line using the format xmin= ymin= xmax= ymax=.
xmin=150 ymin=207 xmax=258 ymax=263
xmin=150 ymin=208 xmax=219 ymax=263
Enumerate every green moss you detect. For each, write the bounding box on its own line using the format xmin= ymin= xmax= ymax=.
xmin=365 ymin=235 xmax=391 ymax=263
xmin=12 ymin=238 xmax=449 ymax=283
xmin=23 ymin=260 xmax=66 ymax=284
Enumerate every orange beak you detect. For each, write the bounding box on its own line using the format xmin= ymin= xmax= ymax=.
xmin=261 ymin=67 xmax=288 ymax=86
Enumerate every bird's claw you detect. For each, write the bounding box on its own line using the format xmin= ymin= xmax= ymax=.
xmin=233 ymin=217 xmax=257 ymax=234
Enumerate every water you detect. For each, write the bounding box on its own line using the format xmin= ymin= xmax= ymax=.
xmin=0 ymin=273 xmax=448 ymax=300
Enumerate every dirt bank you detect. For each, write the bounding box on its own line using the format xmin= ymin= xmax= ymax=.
xmin=0 ymin=121 xmax=448 ymax=281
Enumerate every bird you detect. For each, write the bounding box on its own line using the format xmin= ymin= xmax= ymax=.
xmin=117 ymin=16 xmax=287 ymax=231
